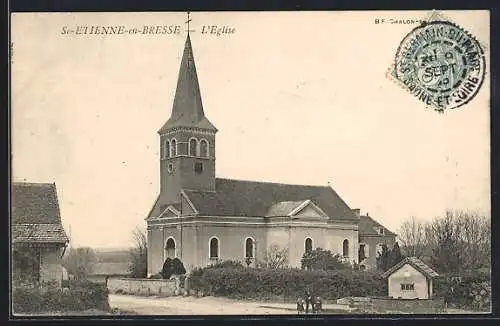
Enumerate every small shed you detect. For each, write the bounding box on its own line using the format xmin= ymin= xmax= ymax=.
xmin=381 ymin=257 xmax=439 ymax=300
xmin=12 ymin=182 xmax=69 ymax=287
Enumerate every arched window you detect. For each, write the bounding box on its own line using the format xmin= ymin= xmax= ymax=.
xmin=305 ymin=237 xmax=312 ymax=254
xmin=165 ymin=237 xmax=176 ymax=259
xmin=343 ymin=239 xmax=349 ymax=257
xmin=245 ymin=237 xmax=255 ymax=258
xmin=164 ymin=140 xmax=170 ymax=158
xmin=200 ymin=139 xmax=209 ymax=158
xmin=209 ymin=237 xmax=219 ymax=259
xmin=189 ymin=138 xmax=198 ymax=156
xmin=170 ymin=139 xmax=177 ymax=157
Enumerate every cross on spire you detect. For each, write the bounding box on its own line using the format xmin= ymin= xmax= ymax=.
xmin=185 ymin=11 xmax=194 ymax=35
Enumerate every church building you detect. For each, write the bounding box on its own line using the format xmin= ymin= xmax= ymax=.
xmin=145 ymin=34 xmax=395 ymax=275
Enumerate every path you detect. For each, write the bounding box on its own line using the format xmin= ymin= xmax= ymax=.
xmin=109 ymin=294 xmax=487 ymax=315
xmin=109 ymin=294 xmax=351 ymax=315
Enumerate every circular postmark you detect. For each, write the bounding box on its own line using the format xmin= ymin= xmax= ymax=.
xmin=393 ymin=20 xmax=485 ymax=112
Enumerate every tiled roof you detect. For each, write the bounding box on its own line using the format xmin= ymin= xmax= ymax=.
xmin=381 ymin=257 xmax=439 ymax=279
xmin=12 ymin=182 xmax=68 ymax=244
xmin=12 ymin=182 xmax=63 ymax=224
xmin=12 ymin=224 xmax=68 ymax=244
xmin=266 ymin=201 xmax=305 ymax=217
xmin=179 ymin=178 xmax=358 ymax=221
xmin=89 ymin=262 xmax=131 ymax=276
xmin=359 ymin=214 xmax=396 ymax=237
xmin=158 ymin=34 xmax=217 ymax=133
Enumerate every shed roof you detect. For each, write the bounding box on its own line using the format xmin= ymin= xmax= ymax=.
xmin=12 ymin=223 xmax=69 ymax=244
xmin=381 ymin=257 xmax=439 ymax=279
xmin=11 ymin=182 xmax=68 ymax=244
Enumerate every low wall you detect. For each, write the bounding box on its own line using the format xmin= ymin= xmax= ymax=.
xmin=108 ymin=278 xmax=177 ymax=297
xmin=368 ymin=297 xmax=442 ymax=312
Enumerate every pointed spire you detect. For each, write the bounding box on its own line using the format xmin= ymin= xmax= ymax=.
xmin=159 ymin=34 xmax=217 ymax=133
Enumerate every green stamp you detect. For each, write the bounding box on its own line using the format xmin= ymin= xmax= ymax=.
xmin=391 ymin=15 xmax=486 ymax=112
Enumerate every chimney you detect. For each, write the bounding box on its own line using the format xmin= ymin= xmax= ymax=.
xmin=352 ymin=208 xmax=360 ymax=218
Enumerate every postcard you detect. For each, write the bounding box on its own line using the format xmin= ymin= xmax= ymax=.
xmin=10 ymin=11 xmax=491 ymax=316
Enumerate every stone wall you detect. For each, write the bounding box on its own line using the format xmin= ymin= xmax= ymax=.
xmin=369 ymin=297 xmax=442 ymax=312
xmin=107 ymin=278 xmax=177 ymax=297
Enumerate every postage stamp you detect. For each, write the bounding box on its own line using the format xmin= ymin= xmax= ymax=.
xmin=389 ymin=11 xmax=486 ymax=112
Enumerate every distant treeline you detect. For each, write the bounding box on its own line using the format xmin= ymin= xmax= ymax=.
xmin=93 ymin=248 xmax=131 ymax=263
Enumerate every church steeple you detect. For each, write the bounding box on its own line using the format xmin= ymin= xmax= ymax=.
xmin=157 ymin=29 xmax=217 ymax=202
xmin=158 ymin=34 xmax=217 ymax=133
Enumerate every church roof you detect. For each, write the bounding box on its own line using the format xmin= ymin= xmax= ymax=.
xmin=158 ymin=34 xmax=217 ymax=133
xmin=180 ymin=178 xmax=358 ymax=221
xmin=11 ymin=182 xmax=69 ymax=244
xmin=359 ymin=214 xmax=397 ymax=237
xmin=266 ymin=201 xmax=306 ymax=217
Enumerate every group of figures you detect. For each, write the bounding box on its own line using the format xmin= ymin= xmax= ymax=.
xmin=297 ymin=290 xmax=323 ymax=314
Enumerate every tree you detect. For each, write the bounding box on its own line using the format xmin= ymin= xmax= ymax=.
xmin=63 ymin=247 xmax=96 ymax=280
xmin=258 ymin=245 xmax=289 ymax=269
xmin=389 ymin=242 xmax=404 ymax=268
xmin=398 ymin=210 xmax=490 ymax=273
xmin=398 ymin=216 xmax=427 ymax=258
xmin=454 ymin=210 xmax=490 ymax=271
xmin=430 ymin=211 xmax=463 ymax=274
xmin=376 ymin=244 xmax=390 ymax=272
xmin=301 ymin=248 xmax=351 ymax=271
xmin=129 ymin=227 xmax=148 ymax=278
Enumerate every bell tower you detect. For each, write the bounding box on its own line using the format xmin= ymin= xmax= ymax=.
xmin=158 ymin=34 xmax=217 ymax=206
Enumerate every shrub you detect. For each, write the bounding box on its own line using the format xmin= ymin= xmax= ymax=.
xmin=171 ymin=258 xmax=187 ymax=275
xmin=161 ymin=258 xmax=186 ymax=279
xmin=301 ymin=248 xmax=351 ymax=271
xmin=258 ymin=246 xmax=288 ymax=269
xmin=12 ymin=280 xmax=110 ymax=314
xmin=188 ymin=266 xmax=386 ymax=301
xmin=208 ymin=260 xmax=245 ymax=269
xmin=434 ymin=270 xmax=491 ymax=310
xmin=161 ymin=258 xmax=173 ymax=279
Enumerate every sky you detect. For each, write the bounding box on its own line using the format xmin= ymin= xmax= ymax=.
xmin=11 ymin=11 xmax=490 ymax=249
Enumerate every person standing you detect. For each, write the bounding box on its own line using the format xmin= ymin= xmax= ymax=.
xmin=443 ymin=285 xmax=454 ymax=312
xmin=305 ymin=289 xmax=312 ymax=314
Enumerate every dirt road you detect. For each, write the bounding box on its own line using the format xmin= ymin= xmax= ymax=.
xmin=108 ymin=294 xmax=486 ymax=315
xmin=109 ymin=294 xmax=304 ymax=315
